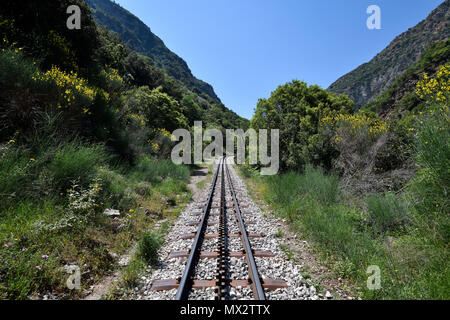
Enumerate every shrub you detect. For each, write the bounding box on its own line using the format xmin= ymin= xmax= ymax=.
xmin=415 ymin=107 xmax=449 ymax=191
xmin=0 ymin=145 xmax=32 ymax=201
xmin=0 ymin=48 xmax=110 ymax=141
xmin=410 ymin=67 xmax=449 ymax=220
xmin=415 ymin=64 xmax=450 ymax=104
xmin=321 ymin=113 xmax=388 ymax=179
xmin=0 ymin=48 xmax=45 ymax=139
xmin=137 ymin=231 xmax=163 ymax=265
xmin=48 ymin=142 xmax=109 ymax=192
xmin=96 ymin=168 xmax=145 ymax=211
xmin=366 ymin=193 xmax=410 ymax=234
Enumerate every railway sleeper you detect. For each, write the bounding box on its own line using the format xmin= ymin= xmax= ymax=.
xmin=180 ymin=233 xmax=264 ymax=240
xmin=151 ymin=278 xmax=288 ymax=291
xmin=168 ymin=250 xmax=275 ymax=259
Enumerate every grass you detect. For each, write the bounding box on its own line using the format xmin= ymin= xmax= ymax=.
xmin=241 ymin=164 xmax=449 ymax=300
xmin=137 ymin=231 xmax=164 ymax=265
xmin=48 ymin=142 xmax=110 ymax=192
xmin=279 ymin=243 xmax=295 ymax=260
xmin=275 ymin=229 xmax=284 ymax=238
xmin=0 ymin=140 xmax=191 ymax=299
xmin=121 ymin=222 xmax=170 ymax=290
xmin=366 ymin=193 xmax=410 ymax=234
xmin=129 ymin=156 xmax=190 ymax=184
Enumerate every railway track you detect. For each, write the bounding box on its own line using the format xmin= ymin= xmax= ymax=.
xmin=151 ymin=157 xmax=287 ymax=300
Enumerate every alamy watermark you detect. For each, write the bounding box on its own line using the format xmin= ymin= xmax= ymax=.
xmin=65 ymin=265 xmax=81 ymax=290
xmin=171 ymin=122 xmax=280 ymax=175
xmin=367 ymin=5 xmax=381 ymax=30
xmin=67 ymin=5 xmax=81 ymax=30
xmin=366 ymin=265 xmax=381 ymax=290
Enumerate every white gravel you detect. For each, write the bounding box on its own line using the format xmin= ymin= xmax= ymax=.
xmin=127 ymin=158 xmax=330 ymax=300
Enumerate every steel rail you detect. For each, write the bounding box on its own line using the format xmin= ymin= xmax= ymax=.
xmin=216 ymin=159 xmax=228 ymax=299
xmin=224 ymin=157 xmax=266 ymax=300
xmin=175 ymin=158 xmax=223 ymax=300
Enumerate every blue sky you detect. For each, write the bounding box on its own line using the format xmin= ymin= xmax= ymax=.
xmin=114 ymin=0 xmax=444 ymax=119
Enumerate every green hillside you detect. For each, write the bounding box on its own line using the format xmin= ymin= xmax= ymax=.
xmin=85 ymin=0 xmax=220 ymax=103
xmin=364 ymin=39 xmax=450 ymax=119
xmin=0 ymin=0 xmax=246 ymax=299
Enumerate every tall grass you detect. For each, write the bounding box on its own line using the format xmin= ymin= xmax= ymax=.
xmin=129 ymin=156 xmax=190 ymax=183
xmin=255 ymin=163 xmax=449 ymax=299
xmin=0 ymin=140 xmax=109 ymax=207
xmin=267 ymin=165 xmax=339 ymax=206
xmin=0 ymin=138 xmax=191 ymax=298
xmin=366 ymin=193 xmax=410 ymax=234
xmin=49 ymin=142 xmax=110 ymax=192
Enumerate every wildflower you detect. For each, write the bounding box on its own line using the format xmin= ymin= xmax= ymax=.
xmin=9 ymin=139 xmax=15 ymax=144
xmin=42 ymin=255 xmax=49 ymax=259
xmin=129 ymin=209 xmax=135 ymax=214
xmin=21 ymin=248 xmax=28 ymax=252
xmin=3 ymin=242 xmax=13 ymax=248
xmin=30 ymin=158 xmax=36 ymax=162
xmin=35 ymin=266 xmax=42 ymax=270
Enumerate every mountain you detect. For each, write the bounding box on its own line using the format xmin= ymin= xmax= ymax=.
xmin=85 ymin=0 xmax=220 ymax=103
xmin=365 ymin=39 xmax=450 ymax=119
xmin=328 ymin=0 xmax=450 ymax=108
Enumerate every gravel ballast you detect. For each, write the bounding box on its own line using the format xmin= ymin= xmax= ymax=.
xmin=128 ymin=159 xmax=331 ymax=300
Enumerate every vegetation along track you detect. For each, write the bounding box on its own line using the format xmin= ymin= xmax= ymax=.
xmin=150 ymin=157 xmax=287 ymax=300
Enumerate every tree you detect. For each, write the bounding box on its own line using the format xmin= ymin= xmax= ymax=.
xmin=124 ymin=86 xmax=187 ymax=132
xmin=124 ymin=52 xmax=164 ymax=89
xmin=181 ymin=94 xmax=203 ymax=126
xmin=250 ymin=80 xmax=353 ymax=171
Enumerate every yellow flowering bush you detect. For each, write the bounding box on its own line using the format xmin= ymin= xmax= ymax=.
xmin=416 ymin=64 xmax=450 ymax=105
xmin=154 ymin=128 xmax=173 ymax=139
xmin=412 ymin=64 xmax=449 ymax=197
xmin=151 ymin=142 xmax=160 ymax=152
xmin=100 ymin=67 xmax=124 ymax=92
xmin=320 ymin=113 xmax=388 ymax=180
xmin=321 ymin=113 xmax=388 ymax=143
xmin=32 ymin=66 xmax=96 ymax=114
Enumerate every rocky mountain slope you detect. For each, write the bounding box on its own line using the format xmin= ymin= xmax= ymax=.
xmin=328 ymin=0 xmax=450 ymax=108
xmin=365 ymin=39 xmax=449 ymax=119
